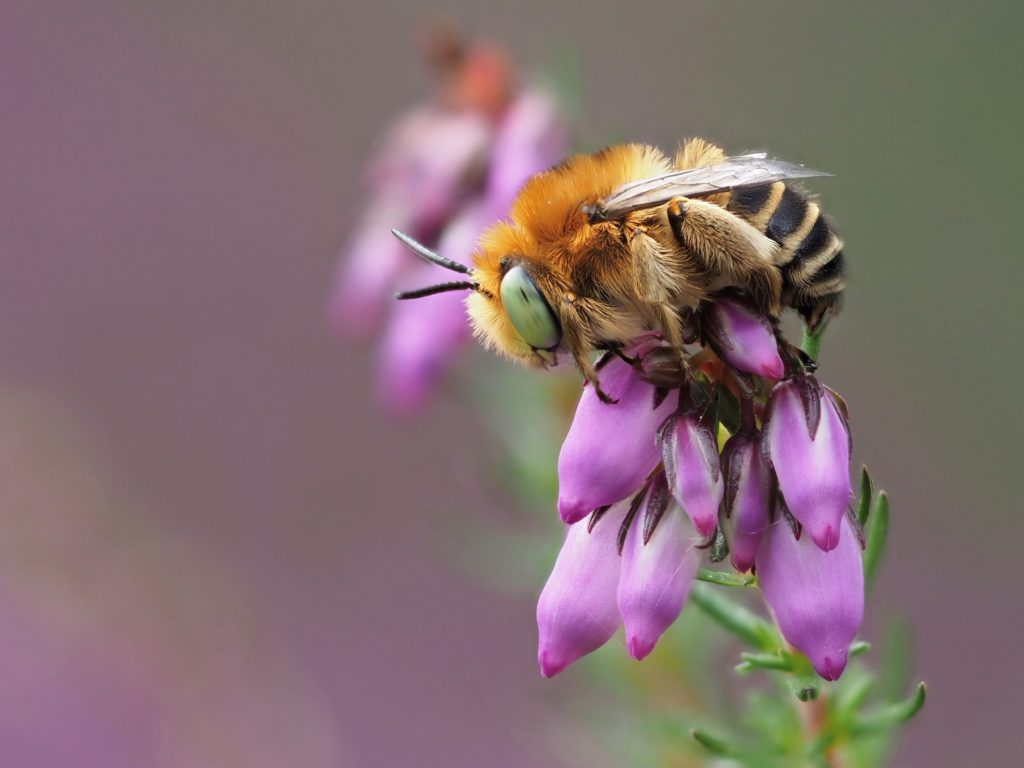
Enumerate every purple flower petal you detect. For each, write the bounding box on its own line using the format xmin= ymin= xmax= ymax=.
xmin=536 ymin=502 xmax=628 ymax=677
xmin=618 ymin=504 xmax=700 ymax=660
xmin=377 ymin=272 xmax=470 ymax=415
xmin=376 ymin=201 xmax=498 ymax=413
xmin=756 ymin=514 xmax=864 ymax=681
xmin=369 ymin=106 xmax=491 ymax=232
xmin=722 ymin=430 xmax=772 ymax=572
xmin=328 ymin=211 xmax=414 ymax=340
xmin=663 ymin=413 xmax=724 ymax=537
xmin=557 ymin=350 xmax=676 ymax=523
xmin=487 ymin=88 xmax=569 ymax=212
xmin=765 ymin=378 xmax=852 ymax=551
xmin=705 ymin=298 xmax=784 ymax=379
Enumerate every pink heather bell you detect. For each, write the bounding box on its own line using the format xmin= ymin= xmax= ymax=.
xmin=756 ymin=514 xmax=864 ymax=681
xmin=660 ymin=412 xmax=723 ymax=537
xmin=721 ymin=428 xmax=772 ymax=573
xmin=764 ymin=375 xmax=852 ymax=551
xmin=704 ymin=298 xmax=785 ymax=379
xmin=617 ymin=494 xmax=700 ymax=660
xmin=557 ymin=347 xmax=675 ymax=524
xmin=536 ymin=501 xmax=628 ymax=677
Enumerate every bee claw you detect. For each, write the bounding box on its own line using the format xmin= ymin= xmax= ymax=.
xmin=593 ymin=379 xmax=619 ymax=405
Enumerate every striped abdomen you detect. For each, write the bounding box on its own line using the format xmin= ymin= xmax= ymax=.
xmin=725 ymin=182 xmax=845 ymax=326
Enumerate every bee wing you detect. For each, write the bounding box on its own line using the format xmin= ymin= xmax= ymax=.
xmin=592 ymin=154 xmax=832 ymax=220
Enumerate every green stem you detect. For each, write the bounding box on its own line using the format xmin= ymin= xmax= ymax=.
xmin=801 ymin=317 xmax=829 ymax=362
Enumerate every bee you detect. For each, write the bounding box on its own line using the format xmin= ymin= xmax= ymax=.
xmin=393 ymin=138 xmax=844 ymax=401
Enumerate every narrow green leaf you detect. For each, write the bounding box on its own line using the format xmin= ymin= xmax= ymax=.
xmin=691 ymin=728 xmax=739 ymax=757
xmin=863 ymin=492 xmax=890 ymax=587
xmin=737 ymin=651 xmax=795 ymax=673
xmin=849 ymin=641 xmax=871 ymax=658
xmin=832 ymin=670 xmax=875 ymax=717
xmin=697 ymin=568 xmax=756 ymax=588
xmin=856 ymin=466 xmax=874 ymax=527
xmin=689 ymin=583 xmax=778 ymax=650
xmin=851 ymin=683 xmax=927 ymax=736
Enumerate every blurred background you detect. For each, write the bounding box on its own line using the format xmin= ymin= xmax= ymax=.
xmin=2 ymin=0 xmax=1023 ymax=765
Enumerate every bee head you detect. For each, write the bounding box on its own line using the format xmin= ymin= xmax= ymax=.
xmin=467 ymin=221 xmax=566 ymax=368
xmin=389 ymin=227 xmax=564 ymax=368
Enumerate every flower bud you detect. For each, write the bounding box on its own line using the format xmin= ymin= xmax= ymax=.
xmin=722 ymin=430 xmax=772 ymax=572
xmin=661 ymin=413 xmax=723 ymax=537
xmin=557 ymin=349 xmax=675 ymax=523
xmin=536 ymin=501 xmax=628 ymax=677
xmin=764 ymin=376 xmax=852 ymax=551
xmin=756 ymin=514 xmax=864 ymax=681
xmin=617 ymin=502 xmax=700 ymax=660
xmin=704 ymin=298 xmax=784 ymax=379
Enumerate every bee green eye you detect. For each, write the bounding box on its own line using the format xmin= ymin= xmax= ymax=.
xmin=500 ymin=265 xmax=562 ymax=351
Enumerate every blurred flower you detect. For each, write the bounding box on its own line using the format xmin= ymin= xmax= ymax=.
xmin=329 ymin=31 xmax=569 ymax=414
xmin=764 ymin=374 xmax=852 ymax=552
xmin=703 ymin=297 xmax=785 ymax=379
xmin=757 ymin=514 xmax=865 ymax=681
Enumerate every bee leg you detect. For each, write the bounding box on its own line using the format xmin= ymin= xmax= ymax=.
xmin=575 ymin=350 xmax=619 ymax=405
xmin=666 ymin=197 xmax=783 ymax=316
xmin=608 ymin=344 xmax=641 ymax=367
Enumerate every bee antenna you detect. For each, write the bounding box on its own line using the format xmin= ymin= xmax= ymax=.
xmin=391 ymin=229 xmax=472 ymax=275
xmin=395 ymin=281 xmax=477 ymax=300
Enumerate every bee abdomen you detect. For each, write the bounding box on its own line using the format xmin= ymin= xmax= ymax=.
xmin=726 ymin=182 xmax=845 ymax=325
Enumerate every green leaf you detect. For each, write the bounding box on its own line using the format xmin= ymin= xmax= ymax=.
xmin=697 ymin=568 xmax=756 ymax=588
xmin=689 ymin=583 xmax=778 ymax=651
xmin=736 ymin=651 xmax=796 ymax=673
xmin=851 ymin=683 xmax=927 ymax=736
xmin=856 ymin=466 xmax=874 ymax=527
xmin=691 ymin=727 xmax=739 ymax=757
xmin=832 ymin=669 xmax=875 ymax=719
xmin=863 ymin=492 xmax=890 ymax=587
xmin=849 ymin=641 xmax=871 ymax=658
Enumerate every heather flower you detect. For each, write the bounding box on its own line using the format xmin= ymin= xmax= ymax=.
xmin=703 ymin=297 xmax=785 ymax=379
xmin=618 ymin=478 xmax=701 ymax=660
xmin=764 ymin=374 xmax=852 ymax=551
xmin=538 ymin=487 xmax=701 ymax=675
xmin=722 ymin=425 xmax=772 ymax=573
xmin=537 ymin=500 xmax=628 ymax=677
xmin=757 ymin=513 xmax=865 ymax=681
xmin=330 ymin=34 xmax=569 ymax=412
xmin=329 ymin=109 xmax=491 ymax=340
xmin=660 ymin=409 xmax=724 ymax=537
xmin=557 ymin=342 xmax=675 ymax=524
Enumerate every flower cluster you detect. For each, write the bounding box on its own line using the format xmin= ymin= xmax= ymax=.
xmin=329 ymin=31 xmax=569 ymax=413
xmin=538 ymin=298 xmax=863 ymax=681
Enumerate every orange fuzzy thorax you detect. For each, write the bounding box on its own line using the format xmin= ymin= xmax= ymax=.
xmin=468 ymin=144 xmax=673 ymax=363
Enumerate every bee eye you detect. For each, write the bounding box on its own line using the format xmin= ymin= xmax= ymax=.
xmin=499 ymin=265 xmax=562 ymax=351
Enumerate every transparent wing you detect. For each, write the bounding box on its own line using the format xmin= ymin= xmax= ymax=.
xmin=590 ymin=153 xmax=832 ymax=221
